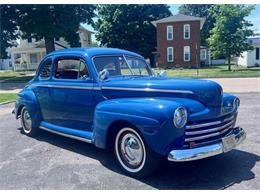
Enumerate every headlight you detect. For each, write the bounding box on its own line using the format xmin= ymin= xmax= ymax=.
xmin=173 ymin=107 xmax=187 ymax=128
xmin=233 ymin=98 xmax=240 ymax=112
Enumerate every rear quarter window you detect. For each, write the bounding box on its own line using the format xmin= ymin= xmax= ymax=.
xmin=38 ymin=59 xmax=52 ymax=80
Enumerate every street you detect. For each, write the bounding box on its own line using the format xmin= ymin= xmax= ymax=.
xmin=0 ymin=93 xmax=259 ymax=189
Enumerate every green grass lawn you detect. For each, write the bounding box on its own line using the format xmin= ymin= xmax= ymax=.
xmin=0 ymin=71 xmax=18 ymax=81
xmin=0 ymin=65 xmax=259 ymax=83
xmin=0 ymin=71 xmax=35 ymax=82
xmin=154 ymin=65 xmax=260 ymax=78
xmin=0 ymin=93 xmax=17 ymax=103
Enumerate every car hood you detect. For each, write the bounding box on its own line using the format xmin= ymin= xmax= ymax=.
xmin=100 ymin=77 xmax=223 ymax=107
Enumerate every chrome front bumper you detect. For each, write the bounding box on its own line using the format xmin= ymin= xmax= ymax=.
xmin=168 ymin=127 xmax=246 ymax=162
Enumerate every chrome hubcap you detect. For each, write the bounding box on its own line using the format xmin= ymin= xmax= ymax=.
xmin=22 ymin=109 xmax=32 ymax=132
xmin=120 ymin=133 xmax=144 ymax=167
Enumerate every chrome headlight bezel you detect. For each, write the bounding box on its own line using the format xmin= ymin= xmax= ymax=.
xmin=173 ymin=107 xmax=187 ymax=129
xmin=233 ymin=98 xmax=240 ymax=112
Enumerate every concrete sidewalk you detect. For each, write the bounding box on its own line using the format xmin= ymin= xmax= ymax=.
xmin=0 ymin=77 xmax=259 ymax=93
xmin=206 ymin=77 xmax=260 ymax=93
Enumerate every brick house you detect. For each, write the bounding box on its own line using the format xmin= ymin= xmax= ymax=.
xmin=152 ymin=14 xmax=205 ymax=68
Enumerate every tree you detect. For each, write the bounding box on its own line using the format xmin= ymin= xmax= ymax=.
xmin=178 ymin=4 xmax=215 ymax=46
xmin=0 ymin=5 xmax=19 ymax=58
xmin=94 ymin=4 xmax=171 ymax=65
xmin=16 ymin=5 xmax=96 ymax=53
xmin=208 ymin=5 xmax=256 ymax=71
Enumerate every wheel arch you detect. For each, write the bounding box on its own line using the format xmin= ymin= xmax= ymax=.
xmin=16 ymin=103 xmax=25 ymax=119
xmin=105 ymin=120 xmax=140 ymax=150
xmin=15 ymin=89 xmax=42 ymax=128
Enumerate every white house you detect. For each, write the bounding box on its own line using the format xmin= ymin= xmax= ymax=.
xmin=6 ymin=25 xmax=94 ymax=71
xmin=238 ymin=37 xmax=260 ymax=67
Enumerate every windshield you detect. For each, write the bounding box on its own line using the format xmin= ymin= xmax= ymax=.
xmin=93 ymin=55 xmax=153 ymax=77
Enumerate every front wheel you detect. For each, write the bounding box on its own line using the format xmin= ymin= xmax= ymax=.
xmin=20 ymin=106 xmax=38 ymax=136
xmin=115 ymin=127 xmax=160 ymax=177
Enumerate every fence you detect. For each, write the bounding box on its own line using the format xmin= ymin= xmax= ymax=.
xmin=14 ymin=63 xmax=39 ymax=71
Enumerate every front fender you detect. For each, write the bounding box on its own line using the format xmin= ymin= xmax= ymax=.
xmin=93 ymin=97 xmax=201 ymax=155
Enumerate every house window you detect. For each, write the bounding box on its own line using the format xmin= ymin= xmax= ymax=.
xmin=184 ymin=24 xmax=190 ymax=39
xmin=167 ymin=25 xmax=173 ymax=40
xmin=256 ymin=47 xmax=260 ymax=60
xmin=30 ymin=53 xmax=38 ymax=64
xmin=27 ymin=37 xmax=32 ymax=43
xmin=167 ymin=47 xmax=174 ymax=62
xmin=200 ymin=49 xmax=207 ymax=60
xmin=88 ymin=33 xmax=92 ymax=45
xmin=184 ymin=46 xmax=190 ymax=62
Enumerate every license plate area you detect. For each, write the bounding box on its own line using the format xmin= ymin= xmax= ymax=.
xmin=222 ymin=135 xmax=236 ymax=152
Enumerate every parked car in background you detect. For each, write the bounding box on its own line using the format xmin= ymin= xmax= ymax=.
xmin=13 ymin=48 xmax=246 ymax=177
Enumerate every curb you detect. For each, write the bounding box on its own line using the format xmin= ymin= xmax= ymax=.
xmin=0 ymin=100 xmax=15 ymax=105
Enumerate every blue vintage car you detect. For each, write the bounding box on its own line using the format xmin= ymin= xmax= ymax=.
xmin=13 ymin=48 xmax=246 ymax=177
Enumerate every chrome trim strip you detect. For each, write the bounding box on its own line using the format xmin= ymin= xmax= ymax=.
xmin=32 ymin=84 xmax=101 ymax=90
xmin=185 ymin=125 xmax=233 ymax=142
xmin=185 ymin=120 xmax=234 ymax=135
xmin=186 ymin=115 xmax=234 ymax=129
xmin=101 ymin=86 xmax=194 ymax=94
xmin=39 ymin=126 xmax=92 ymax=143
xmin=168 ymin=127 xmax=246 ymax=162
xmin=32 ymin=84 xmax=193 ymax=94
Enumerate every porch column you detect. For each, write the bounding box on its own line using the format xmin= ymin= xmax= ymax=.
xmin=11 ymin=52 xmax=15 ymax=71
xmin=26 ymin=53 xmax=30 ymax=71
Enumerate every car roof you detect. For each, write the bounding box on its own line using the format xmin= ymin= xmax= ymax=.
xmin=46 ymin=47 xmax=143 ymax=59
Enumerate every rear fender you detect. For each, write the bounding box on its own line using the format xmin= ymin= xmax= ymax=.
xmin=16 ymin=88 xmax=42 ymax=128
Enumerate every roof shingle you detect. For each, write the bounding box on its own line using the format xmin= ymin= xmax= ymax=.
xmin=152 ymin=14 xmax=205 ymax=29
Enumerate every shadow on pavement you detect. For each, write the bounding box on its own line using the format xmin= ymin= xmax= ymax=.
xmin=23 ymin=129 xmax=259 ymax=190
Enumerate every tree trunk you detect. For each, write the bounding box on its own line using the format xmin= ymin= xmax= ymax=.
xmin=149 ymin=55 xmax=155 ymax=68
xmin=228 ymin=56 xmax=231 ymax=71
xmin=44 ymin=36 xmax=55 ymax=54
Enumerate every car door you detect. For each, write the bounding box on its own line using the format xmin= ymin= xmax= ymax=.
xmin=33 ymin=57 xmax=53 ymax=121
xmin=47 ymin=55 xmax=95 ymax=131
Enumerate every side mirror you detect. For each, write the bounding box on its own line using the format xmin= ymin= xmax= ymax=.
xmin=99 ymin=69 xmax=109 ymax=81
xmin=158 ymin=70 xmax=167 ymax=77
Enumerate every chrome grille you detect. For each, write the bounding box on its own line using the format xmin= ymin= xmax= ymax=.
xmin=185 ymin=114 xmax=236 ymax=145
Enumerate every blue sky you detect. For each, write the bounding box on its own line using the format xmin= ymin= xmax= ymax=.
xmin=169 ymin=4 xmax=260 ymax=35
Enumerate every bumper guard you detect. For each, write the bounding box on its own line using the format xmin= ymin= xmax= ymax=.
xmin=168 ymin=127 xmax=246 ymax=162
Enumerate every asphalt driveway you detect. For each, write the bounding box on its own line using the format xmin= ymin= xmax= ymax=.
xmin=0 ymin=93 xmax=259 ymax=189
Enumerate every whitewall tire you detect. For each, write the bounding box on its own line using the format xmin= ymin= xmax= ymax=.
xmin=114 ymin=127 xmax=160 ymax=177
xmin=20 ymin=106 xmax=37 ymax=136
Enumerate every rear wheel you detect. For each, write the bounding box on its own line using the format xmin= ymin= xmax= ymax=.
xmin=114 ymin=127 xmax=160 ymax=178
xmin=20 ymin=106 xmax=38 ymax=136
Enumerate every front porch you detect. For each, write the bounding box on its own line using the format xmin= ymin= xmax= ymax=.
xmin=9 ymin=47 xmax=46 ymax=71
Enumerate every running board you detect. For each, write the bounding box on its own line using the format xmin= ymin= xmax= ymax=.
xmin=39 ymin=121 xmax=93 ymax=144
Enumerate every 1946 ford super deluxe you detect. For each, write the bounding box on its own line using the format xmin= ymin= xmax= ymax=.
xmin=13 ymin=48 xmax=246 ymax=177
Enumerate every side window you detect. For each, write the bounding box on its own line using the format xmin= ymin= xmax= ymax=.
xmin=256 ymin=47 xmax=259 ymax=60
xmin=167 ymin=25 xmax=173 ymax=40
xmin=39 ymin=59 xmax=52 ymax=80
xmin=184 ymin=46 xmax=190 ymax=62
xmin=184 ymin=24 xmax=190 ymax=39
xmin=200 ymin=49 xmax=207 ymax=60
xmin=54 ymin=58 xmax=89 ymax=80
xmin=167 ymin=47 xmax=174 ymax=62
